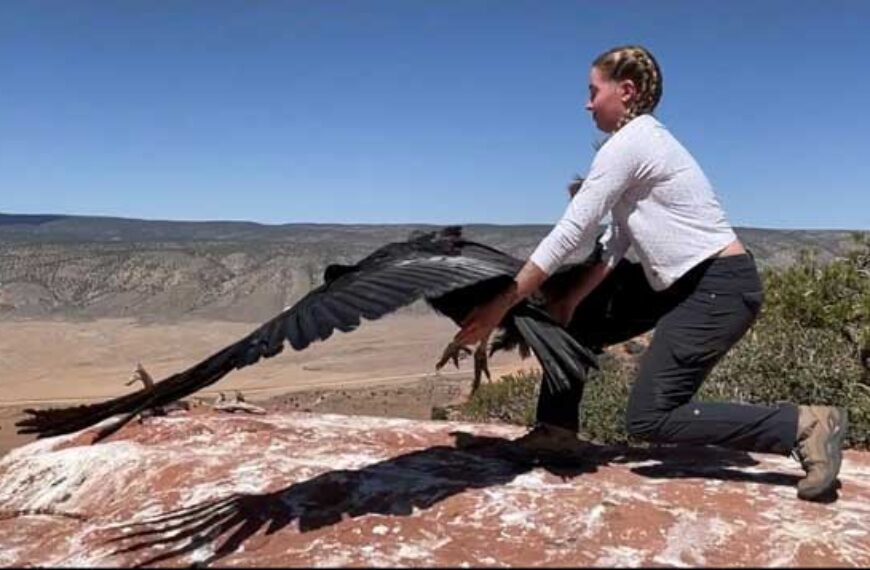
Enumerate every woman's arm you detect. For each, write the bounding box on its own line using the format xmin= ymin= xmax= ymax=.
xmin=544 ymin=260 xmax=613 ymax=326
xmin=452 ymin=125 xmax=644 ymax=347
xmin=451 ymin=256 xmax=614 ymax=347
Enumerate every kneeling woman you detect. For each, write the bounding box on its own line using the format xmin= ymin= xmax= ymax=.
xmin=452 ymin=45 xmax=847 ymax=502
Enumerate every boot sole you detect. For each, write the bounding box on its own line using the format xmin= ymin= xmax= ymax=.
xmin=798 ymin=407 xmax=848 ymax=501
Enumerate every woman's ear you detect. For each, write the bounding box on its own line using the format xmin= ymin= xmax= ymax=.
xmin=619 ymin=79 xmax=638 ymax=105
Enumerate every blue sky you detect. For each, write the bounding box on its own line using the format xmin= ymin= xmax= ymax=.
xmin=1 ymin=1 xmax=868 ymax=229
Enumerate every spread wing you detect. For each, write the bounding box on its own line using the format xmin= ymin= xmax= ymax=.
xmin=17 ymin=229 xmax=524 ymax=441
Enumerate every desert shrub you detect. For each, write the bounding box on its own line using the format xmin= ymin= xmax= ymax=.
xmin=457 ymin=368 xmax=539 ymax=426
xmin=458 ymin=233 xmax=870 ymax=449
xmin=577 ymin=353 xmax=639 ymax=444
xmin=762 ymin=232 xmax=869 ymax=350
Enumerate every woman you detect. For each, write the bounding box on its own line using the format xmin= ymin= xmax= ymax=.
xmin=452 ymin=45 xmax=847 ymax=502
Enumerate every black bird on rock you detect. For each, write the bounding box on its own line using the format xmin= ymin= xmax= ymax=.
xmin=17 ymin=226 xmax=602 ymax=442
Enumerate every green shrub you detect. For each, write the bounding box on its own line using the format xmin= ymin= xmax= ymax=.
xmin=457 ymin=368 xmax=539 ymax=426
xmin=458 ymin=233 xmax=870 ymax=450
xmin=762 ymin=231 xmax=869 ymax=352
xmin=578 ymin=353 xmax=638 ymax=445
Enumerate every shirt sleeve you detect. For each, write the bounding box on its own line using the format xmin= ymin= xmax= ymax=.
xmin=529 ymin=136 xmax=641 ymax=275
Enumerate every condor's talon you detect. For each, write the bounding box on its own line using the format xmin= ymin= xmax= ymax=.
xmin=435 ymin=341 xmax=473 ymax=371
xmin=450 ymin=344 xmax=472 ymax=369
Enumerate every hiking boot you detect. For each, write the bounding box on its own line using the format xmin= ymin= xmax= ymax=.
xmin=511 ymin=423 xmax=587 ymax=456
xmin=793 ymin=405 xmax=848 ymax=501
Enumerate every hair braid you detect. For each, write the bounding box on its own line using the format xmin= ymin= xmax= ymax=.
xmin=593 ymin=45 xmax=663 ymax=131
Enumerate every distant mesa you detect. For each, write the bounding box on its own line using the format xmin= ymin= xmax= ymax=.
xmin=0 ymin=213 xmax=68 ymax=226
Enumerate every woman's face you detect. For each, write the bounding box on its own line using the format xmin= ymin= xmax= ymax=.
xmin=585 ymin=66 xmax=635 ymax=133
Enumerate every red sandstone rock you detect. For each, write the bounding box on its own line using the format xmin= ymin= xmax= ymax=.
xmin=0 ymin=410 xmax=868 ymax=567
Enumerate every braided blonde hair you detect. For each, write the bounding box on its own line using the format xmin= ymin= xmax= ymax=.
xmin=593 ymin=45 xmax=663 ymax=131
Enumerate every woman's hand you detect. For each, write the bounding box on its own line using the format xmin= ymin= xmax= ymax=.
xmin=442 ymin=260 xmax=548 ymax=366
xmin=452 ymin=291 xmax=515 ymax=348
xmin=435 ymin=289 xmax=516 ymax=372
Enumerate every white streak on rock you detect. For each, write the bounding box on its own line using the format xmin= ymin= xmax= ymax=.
xmin=653 ymin=511 xmax=735 ymax=567
xmin=594 ymin=545 xmax=647 ymax=567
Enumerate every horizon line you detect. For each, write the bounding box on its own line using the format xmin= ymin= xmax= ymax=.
xmin=0 ymin=211 xmax=866 ymax=233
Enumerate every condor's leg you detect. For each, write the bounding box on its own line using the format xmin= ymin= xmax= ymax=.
xmin=471 ymin=340 xmax=491 ymax=394
xmin=437 ymin=336 xmax=491 ymax=394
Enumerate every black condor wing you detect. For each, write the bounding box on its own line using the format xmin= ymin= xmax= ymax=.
xmin=16 ymin=227 xmax=527 ymax=441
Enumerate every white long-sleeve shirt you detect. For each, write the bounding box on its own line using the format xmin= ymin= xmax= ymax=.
xmin=529 ymin=114 xmax=737 ymax=291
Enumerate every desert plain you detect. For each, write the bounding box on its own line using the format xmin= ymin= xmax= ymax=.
xmin=0 ymin=313 xmax=532 ymax=456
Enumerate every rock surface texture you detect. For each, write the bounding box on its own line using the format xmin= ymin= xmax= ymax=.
xmin=1 ymin=410 xmax=868 ymax=567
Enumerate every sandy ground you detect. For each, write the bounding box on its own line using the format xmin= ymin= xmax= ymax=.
xmin=0 ymin=314 xmax=535 ymax=456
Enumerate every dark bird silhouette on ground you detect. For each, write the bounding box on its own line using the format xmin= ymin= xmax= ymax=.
xmin=102 ymin=432 xmax=782 ymax=568
xmin=17 ymin=226 xmax=602 ymax=442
